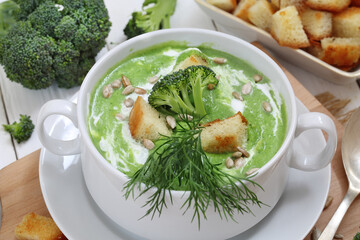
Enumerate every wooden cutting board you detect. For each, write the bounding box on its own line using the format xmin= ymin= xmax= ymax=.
xmin=0 ymin=44 xmax=358 ymax=240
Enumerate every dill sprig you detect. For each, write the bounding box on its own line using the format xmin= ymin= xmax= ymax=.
xmin=123 ymin=116 xmax=264 ymax=228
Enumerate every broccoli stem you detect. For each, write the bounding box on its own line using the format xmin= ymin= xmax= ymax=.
xmin=192 ymin=74 xmax=206 ymax=116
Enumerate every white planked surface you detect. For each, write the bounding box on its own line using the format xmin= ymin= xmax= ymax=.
xmin=0 ymin=0 xmax=359 ymax=170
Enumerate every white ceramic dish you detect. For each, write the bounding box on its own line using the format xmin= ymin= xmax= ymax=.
xmin=37 ymin=28 xmax=337 ymax=240
xmin=194 ymin=0 xmax=360 ymax=85
xmin=39 ymin=99 xmax=331 ymax=240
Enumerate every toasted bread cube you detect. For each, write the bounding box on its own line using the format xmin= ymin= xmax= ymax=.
xmin=129 ymin=96 xmax=171 ymax=142
xmin=333 ymin=7 xmax=360 ymax=38
xmin=233 ymin=0 xmax=257 ymax=22
xmin=271 ymin=6 xmax=310 ymax=48
xmin=15 ymin=212 xmax=66 ymax=240
xmin=271 ymin=0 xmax=280 ymax=9
xmin=174 ymin=54 xmax=209 ymax=71
xmin=248 ymin=0 xmax=276 ymax=32
xmin=304 ymin=39 xmax=324 ymax=58
xmin=206 ymin=0 xmax=237 ymax=12
xmin=201 ymin=112 xmax=248 ymax=153
xmin=320 ymin=37 xmax=360 ymax=67
xmin=280 ymin=0 xmax=307 ymax=12
xmin=300 ymin=8 xmax=332 ymax=40
xmin=305 ymin=0 xmax=351 ymax=12
xmin=352 ymin=0 xmax=360 ymax=7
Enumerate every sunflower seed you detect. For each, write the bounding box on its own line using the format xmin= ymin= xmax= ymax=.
xmin=232 ymin=91 xmax=243 ymax=101
xmin=324 ymin=195 xmax=333 ymax=210
xmin=253 ymin=74 xmax=263 ymax=83
xmin=311 ymin=227 xmax=321 ymax=240
xmin=208 ymin=83 xmax=216 ymax=90
xmin=262 ymin=101 xmax=272 ymax=112
xmin=213 ymin=57 xmax=227 ymax=64
xmin=241 ymin=82 xmax=252 ymax=95
xmin=148 ymin=75 xmax=159 ymax=84
xmin=234 ymin=158 xmax=245 ymax=169
xmin=115 ymin=113 xmax=126 ymax=121
xmin=225 ymin=157 xmax=234 ymax=169
xmin=102 ymin=85 xmax=113 ymax=98
xmin=166 ymin=116 xmax=176 ymax=129
xmin=245 ymin=168 xmax=259 ymax=176
xmin=122 ymin=75 xmax=131 ymax=87
xmin=124 ymin=98 xmax=134 ymax=108
xmin=111 ymin=79 xmax=122 ymax=89
xmin=143 ymin=139 xmax=155 ymax=150
xmin=232 ymin=151 xmax=243 ymax=158
xmin=122 ymin=85 xmax=135 ymax=95
xmin=237 ymin=146 xmax=250 ymax=158
xmin=178 ymin=114 xmax=193 ymax=121
xmin=334 ymin=233 xmax=344 ymax=239
xmin=135 ymin=87 xmax=147 ymax=95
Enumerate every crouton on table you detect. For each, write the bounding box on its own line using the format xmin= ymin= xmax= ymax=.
xmin=15 ymin=212 xmax=66 ymax=240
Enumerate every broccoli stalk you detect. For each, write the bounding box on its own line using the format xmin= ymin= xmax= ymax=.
xmin=148 ymin=65 xmax=219 ymax=117
xmin=124 ymin=0 xmax=177 ymax=39
xmin=3 ymin=114 xmax=34 ymax=143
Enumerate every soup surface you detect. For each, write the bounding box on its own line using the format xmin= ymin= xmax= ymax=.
xmin=88 ymin=41 xmax=287 ymax=180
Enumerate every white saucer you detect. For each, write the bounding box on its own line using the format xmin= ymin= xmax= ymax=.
xmin=39 ymin=99 xmax=331 ymax=240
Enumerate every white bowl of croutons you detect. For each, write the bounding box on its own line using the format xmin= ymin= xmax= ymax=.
xmin=37 ymin=28 xmax=337 ymax=240
xmin=196 ymin=0 xmax=360 ymax=84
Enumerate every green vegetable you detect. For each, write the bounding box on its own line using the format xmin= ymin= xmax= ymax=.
xmin=3 ymin=114 xmax=34 ymax=143
xmin=0 ymin=0 xmax=19 ymax=37
xmin=123 ymin=0 xmax=176 ymax=39
xmin=0 ymin=0 xmax=111 ymax=89
xmin=354 ymin=232 xmax=360 ymax=240
xmin=124 ymin=116 xmax=263 ymax=228
xmin=148 ymin=65 xmax=219 ymax=117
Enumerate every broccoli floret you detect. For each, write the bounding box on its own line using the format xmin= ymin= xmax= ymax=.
xmin=124 ymin=0 xmax=177 ymax=39
xmin=3 ymin=114 xmax=34 ymax=143
xmin=0 ymin=0 xmax=111 ymax=90
xmin=148 ymin=65 xmax=219 ymax=117
xmin=354 ymin=232 xmax=360 ymax=240
xmin=27 ymin=1 xmax=62 ymax=37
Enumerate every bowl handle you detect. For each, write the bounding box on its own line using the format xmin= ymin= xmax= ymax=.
xmin=37 ymin=99 xmax=80 ymax=155
xmin=289 ymin=112 xmax=337 ymax=171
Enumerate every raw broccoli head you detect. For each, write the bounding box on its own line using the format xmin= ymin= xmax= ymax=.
xmin=124 ymin=0 xmax=177 ymax=39
xmin=0 ymin=0 xmax=111 ymax=90
xmin=3 ymin=114 xmax=34 ymax=143
xmin=148 ymin=65 xmax=219 ymax=117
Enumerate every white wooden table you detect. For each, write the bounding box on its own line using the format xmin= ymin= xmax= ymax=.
xmin=1 ymin=0 xmax=359 ymax=169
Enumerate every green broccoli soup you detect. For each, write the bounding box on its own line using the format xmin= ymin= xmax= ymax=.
xmin=88 ymin=41 xmax=287 ymax=182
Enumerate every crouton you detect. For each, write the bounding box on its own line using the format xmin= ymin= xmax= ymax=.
xmin=300 ymin=8 xmax=332 ymax=40
xmin=271 ymin=6 xmax=310 ymax=48
xmin=233 ymin=0 xmax=257 ymax=22
xmin=304 ymin=39 xmax=324 ymax=58
xmin=280 ymin=0 xmax=307 ymax=12
xmin=206 ymin=0 xmax=237 ymax=12
xmin=129 ymin=96 xmax=171 ymax=142
xmin=352 ymin=0 xmax=360 ymax=7
xmin=320 ymin=37 xmax=360 ymax=67
xmin=15 ymin=212 xmax=66 ymax=240
xmin=174 ymin=54 xmax=209 ymax=71
xmin=248 ymin=0 xmax=276 ymax=32
xmin=201 ymin=112 xmax=248 ymax=153
xmin=305 ymin=0 xmax=351 ymax=12
xmin=333 ymin=7 xmax=360 ymax=38
xmin=271 ymin=0 xmax=280 ymax=9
